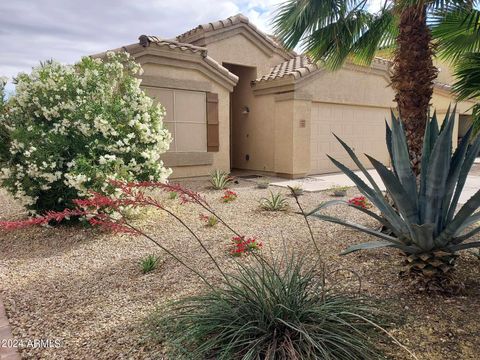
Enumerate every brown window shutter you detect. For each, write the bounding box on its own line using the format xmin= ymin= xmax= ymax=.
xmin=206 ymin=92 xmax=219 ymax=152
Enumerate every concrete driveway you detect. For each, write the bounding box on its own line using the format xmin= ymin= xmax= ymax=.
xmin=272 ymin=162 xmax=480 ymax=205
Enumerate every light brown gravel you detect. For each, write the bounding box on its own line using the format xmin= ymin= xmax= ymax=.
xmin=1 ymin=179 xmax=479 ymax=359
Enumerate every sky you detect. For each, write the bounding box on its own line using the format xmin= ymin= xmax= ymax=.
xmin=0 ymin=0 xmax=384 ymax=93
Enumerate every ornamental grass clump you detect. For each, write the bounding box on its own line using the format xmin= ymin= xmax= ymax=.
xmin=0 ymin=52 xmax=171 ymax=213
xmin=309 ymin=109 xmax=480 ymax=289
xmin=153 ymin=254 xmax=386 ymax=360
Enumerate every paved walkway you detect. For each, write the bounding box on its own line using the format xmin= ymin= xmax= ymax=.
xmin=0 ymin=295 xmax=20 ymax=360
xmin=271 ymin=162 xmax=480 ymax=205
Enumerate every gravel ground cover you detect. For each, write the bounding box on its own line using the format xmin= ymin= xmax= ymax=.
xmin=1 ymin=178 xmax=479 ymax=359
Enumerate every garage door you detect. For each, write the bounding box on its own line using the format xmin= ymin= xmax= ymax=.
xmin=310 ymin=102 xmax=390 ymax=174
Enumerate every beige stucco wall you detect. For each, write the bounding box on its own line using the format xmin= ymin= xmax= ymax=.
xmin=139 ymin=62 xmax=231 ymax=178
xmin=205 ymin=33 xmax=289 ymax=79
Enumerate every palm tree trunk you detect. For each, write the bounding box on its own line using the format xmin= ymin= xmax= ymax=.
xmin=391 ymin=5 xmax=438 ymax=174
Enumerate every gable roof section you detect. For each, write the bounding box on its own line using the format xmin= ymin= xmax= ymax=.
xmin=176 ymin=13 xmax=294 ymax=60
xmin=92 ymin=36 xmax=238 ymax=91
xmin=252 ymin=55 xmax=391 ymax=90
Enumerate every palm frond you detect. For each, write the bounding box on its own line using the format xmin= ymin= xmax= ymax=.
xmin=432 ymin=8 xmax=480 ymax=61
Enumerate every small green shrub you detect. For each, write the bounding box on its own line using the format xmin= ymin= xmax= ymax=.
xmin=290 ymin=184 xmax=304 ymax=196
xmin=330 ymin=185 xmax=349 ymax=196
xmin=199 ymin=214 xmax=218 ymax=227
xmin=259 ymin=191 xmax=288 ymax=211
xmin=168 ymin=191 xmax=178 ymax=200
xmin=256 ymin=179 xmax=270 ymax=189
xmin=151 ymin=254 xmax=386 ymax=359
xmin=140 ymin=254 xmax=159 ymax=274
xmin=210 ymin=170 xmax=233 ymax=190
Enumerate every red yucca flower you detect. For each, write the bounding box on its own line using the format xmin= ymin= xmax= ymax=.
xmin=221 ymin=190 xmax=238 ymax=203
xmin=229 ymin=236 xmax=262 ymax=257
xmin=0 ymin=180 xmax=208 ymax=233
xmin=0 ymin=209 xmax=87 ymax=230
xmin=347 ymin=196 xmax=370 ymax=209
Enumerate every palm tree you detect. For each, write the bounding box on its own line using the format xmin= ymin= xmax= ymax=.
xmin=432 ymin=7 xmax=480 ymax=135
xmin=273 ymin=0 xmax=476 ymax=173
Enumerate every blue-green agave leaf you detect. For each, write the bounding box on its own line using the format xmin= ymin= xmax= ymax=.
xmin=366 ymin=155 xmax=419 ymax=227
xmin=410 ymin=223 xmax=435 ymax=252
xmin=332 ymin=134 xmax=384 ymax=195
xmin=341 ymin=240 xmax=398 ymax=255
xmin=390 ymin=111 xmax=418 ymax=204
xmin=452 ymin=226 xmax=480 ymax=245
xmin=447 ymin=132 xmax=480 ymax=222
xmin=437 ymin=189 xmax=480 ymax=246
xmin=385 ymin=120 xmax=395 ymax=174
xmin=419 ymin=112 xmax=438 ymax=222
xmin=311 ymin=213 xmax=408 ymax=247
xmin=453 ymin=212 xmax=480 ymax=237
xmin=423 ymin=111 xmax=454 ymax=231
xmin=327 ymin=155 xmax=408 ymax=235
xmin=440 ymin=125 xmax=473 ymax=230
xmin=307 ymin=199 xmax=397 ymax=234
xmin=449 ymin=241 xmax=480 ymax=252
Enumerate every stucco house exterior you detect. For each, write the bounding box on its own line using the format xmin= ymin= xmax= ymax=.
xmin=98 ymin=13 xmax=476 ymax=179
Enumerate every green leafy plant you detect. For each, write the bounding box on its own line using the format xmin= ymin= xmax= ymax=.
xmin=168 ymin=191 xmax=178 ymax=200
xmin=199 ymin=214 xmax=218 ymax=227
xmin=309 ymin=109 xmax=480 ymax=283
xmin=259 ymin=191 xmax=288 ymax=211
xmin=290 ymin=184 xmax=304 ymax=196
xmin=141 ymin=254 xmax=160 ymax=274
xmin=256 ymin=179 xmax=270 ymax=189
xmin=0 ymin=52 xmax=171 ymax=213
xmin=210 ymin=170 xmax=233 ymax=190
xmin=151 ymin=253 xmax=387 ymax=360
xmin=331 ymin=185 xmax=349 ymax=197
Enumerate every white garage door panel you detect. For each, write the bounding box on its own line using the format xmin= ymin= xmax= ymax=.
xmin=310 ymin=103 xmax=389 ymax=174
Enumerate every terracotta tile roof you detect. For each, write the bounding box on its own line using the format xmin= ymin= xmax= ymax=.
xmin=138 ymin=35 xmax=238 ymax=83
xmin=255 ymin=55 xmax=320 ymax=83
xmin=255 ymin=56 xmax=393 ymax=84
xmin=176 ymin=13 xmax=293 ymax=57
xmin=139 ymin=35 xmax=207 ymax=55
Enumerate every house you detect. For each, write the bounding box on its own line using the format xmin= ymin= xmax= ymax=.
xmin=97 ymin=14 xmax=476 ymax=179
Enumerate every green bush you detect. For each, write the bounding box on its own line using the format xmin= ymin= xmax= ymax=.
xmin=0 ymin=52 xmax=171 ymax=213
xmin=151 ymin=254 xmax=385 ymax=359
xmin=140 ymin=254 xmax=160 ymax=274
xmin=259 ymin=191 xmax=288 ymax=211
xmin=210 ymin=170 xmax=233 ymax=190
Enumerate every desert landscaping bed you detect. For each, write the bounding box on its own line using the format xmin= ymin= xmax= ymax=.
xmin=1 ymin=178 xmax=480 ymax=359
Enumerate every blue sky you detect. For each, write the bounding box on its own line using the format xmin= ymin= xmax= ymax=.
xmin=0 ymin=0 xmax=383 ymax=94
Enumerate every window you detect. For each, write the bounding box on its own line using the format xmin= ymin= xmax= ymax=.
xmin=148 ymin=88 xmax=207 ymax=152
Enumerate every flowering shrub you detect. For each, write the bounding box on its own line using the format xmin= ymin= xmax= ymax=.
xmin=0 ymin=52 xmax=171 ymax=213
xmin=199 ymin=214 xmax=218 ymax=227
xmin=228 ymin=236 xmax=262 ymax=257
xmin=347 ymin=196 xmax=371 ymax=209
xmin=221 ymin=190 xmax=237 ymax=203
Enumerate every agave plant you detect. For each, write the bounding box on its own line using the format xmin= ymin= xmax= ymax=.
xmin=259 ymin=191 xmax=288 ymax=211
xmin=210 ymin=170 xmax=233 ymax=190
xmin=309 ymin=108 xmax=480 ymax=278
